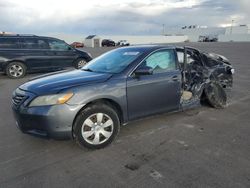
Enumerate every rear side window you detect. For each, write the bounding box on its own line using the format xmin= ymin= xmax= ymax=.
xmin=37 ymin=39 xmax=49 ymax=49
xmin=177 ymin=51 xmax=184 ymax=63
xmin=177 ymin=51 xmax=196 ymax=64
xmin=0 ymin=38 xmax=19 ymax=49
xmin=19 ymin=38 xmax=49 ymax=49
xmin=19 ymin=38 xmax=39 ymax=49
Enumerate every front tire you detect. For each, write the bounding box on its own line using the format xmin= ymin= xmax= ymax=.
xmin=73 ymin=103 xmax=120 ymax=149
xmin=74 ymin=58 xmax=87 ymax=69
xmin=6 ymin=62 xmax=26 ymax=79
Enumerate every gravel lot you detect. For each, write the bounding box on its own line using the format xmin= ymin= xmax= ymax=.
xmin=0 ymin=43 xmax=250 ymax=188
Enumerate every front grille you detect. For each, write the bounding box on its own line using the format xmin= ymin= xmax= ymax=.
xmin=12 ymin=94 xmax=27 ymax=107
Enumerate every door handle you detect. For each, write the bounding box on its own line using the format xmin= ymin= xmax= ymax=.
xmin=172 ymin=75 xmax=179 ymax=81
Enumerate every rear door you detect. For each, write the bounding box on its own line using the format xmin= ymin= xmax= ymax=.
xmin=126 ymin=49 xmax=182 ymax=120
xmin=19 ymin=37 xmax=52 ymax=70
xmin=46 ymin=39 xmax=77 ymax=68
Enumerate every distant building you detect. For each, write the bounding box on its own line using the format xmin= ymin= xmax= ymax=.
xmin=219 ymin=25 xmax=250 ymax=42
xmin=84 ymin=35 xmax=101 ymax=47
xmin=163 ymin=26 xmax=225 ymax=42
xmin=0 ymin=31 xmax=13 ymax=35
xmin=163 ymin=24 xmax=250 ymax=42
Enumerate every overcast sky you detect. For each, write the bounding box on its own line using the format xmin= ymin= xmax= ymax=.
xmin=0 ymin=0 xmax=249 ymax=36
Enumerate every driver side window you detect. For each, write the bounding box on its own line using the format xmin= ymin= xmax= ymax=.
xmin=139 ymin=50 xmax=176 ymax=74
xmin=48 ymin=40 xmax=69 ymax=51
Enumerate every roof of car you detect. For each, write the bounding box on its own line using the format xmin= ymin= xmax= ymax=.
xmin=0 ymin=34 xmax=63 ymax=41
xmin=0 ymin=34 xmax=37 ymax=37
xmin=119 ymin=45 xmax=176 ymax=52
xmin=102 ymin=39 xmax=114 ymax=41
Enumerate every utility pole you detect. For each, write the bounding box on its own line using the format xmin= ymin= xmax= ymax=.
xmin=162 ymin=24 xmax=165 ymax=35
xmin=230 ymin=19 xmax=234 ymax=34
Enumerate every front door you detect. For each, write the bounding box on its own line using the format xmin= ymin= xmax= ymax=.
xmin=47 ymin=39 xmax=76 ymax=68
xmin=127 ymin=49 xmax=182 ymax=120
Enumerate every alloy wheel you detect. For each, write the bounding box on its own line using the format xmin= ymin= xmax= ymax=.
xmin=9 ymin=64 xmax=24 ymax=78
xmin=77 ymin=60 xmax=87 ymax=69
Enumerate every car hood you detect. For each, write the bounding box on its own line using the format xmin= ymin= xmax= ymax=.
xmin=19 ymin=70 xmax=112 ymax=95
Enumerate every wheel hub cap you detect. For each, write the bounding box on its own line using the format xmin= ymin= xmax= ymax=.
xmin=93 ymin=125 xmax=101 ymax=131
xmin=81 ymin=113 xmax=114 ymax=145
xmin=78 ymin=60 xmax=86 ymax=69
xmin=9 ymin=65 xmax=23 ymax=77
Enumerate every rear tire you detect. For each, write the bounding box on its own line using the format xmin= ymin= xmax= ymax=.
xmin=73 ymin=103 xmax=120 ymax=149
xmin=6 ymin=62 xmax=26 ymax=79
xmin=204 ymin=82 xmax=227 ymax=109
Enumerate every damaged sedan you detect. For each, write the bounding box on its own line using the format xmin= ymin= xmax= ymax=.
xmin=12 ymin=45 xmax=234 ymax=149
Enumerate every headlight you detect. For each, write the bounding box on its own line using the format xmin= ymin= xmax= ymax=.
xmin=29 ymin=93 xmax=73 ymax=107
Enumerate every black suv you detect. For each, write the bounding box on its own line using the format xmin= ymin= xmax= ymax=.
xmin=101 ymin=39 xmax=115 ymax=47
xmin=0 ymin=34 xmax=92 ymax=78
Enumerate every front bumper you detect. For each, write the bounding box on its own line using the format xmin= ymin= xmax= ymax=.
xmin=12 ymin=88 xmax=84 ymax=139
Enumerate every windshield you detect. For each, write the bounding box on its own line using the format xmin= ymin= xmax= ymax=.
xmin=82 ymin=48 xmax=142 ymax=74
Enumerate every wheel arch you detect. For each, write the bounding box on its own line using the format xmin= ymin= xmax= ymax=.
xmin=76 ymin=53 xmax=92 ymax=62
xmin=3 ymin=60 xmax=27 ymax=71
xmin=72 ymin=98 xmax=124 ymax=136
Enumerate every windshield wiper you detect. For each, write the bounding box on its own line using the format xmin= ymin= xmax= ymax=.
xmin=82 ymin=68 xmax=94 ymax=72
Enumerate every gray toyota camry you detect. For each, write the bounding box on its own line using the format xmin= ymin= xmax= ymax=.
xmin=12 ymin=45 xmax=234 ymax=149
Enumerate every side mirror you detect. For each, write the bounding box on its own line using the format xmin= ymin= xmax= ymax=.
xmin=68 ymin=46 xmax=74 ymax=50
xmin=134 ymin=67 xmax=153 ymax=76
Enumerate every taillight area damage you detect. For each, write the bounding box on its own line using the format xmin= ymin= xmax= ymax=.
xmin=179 ymin=47 xmax=234 ymax=109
